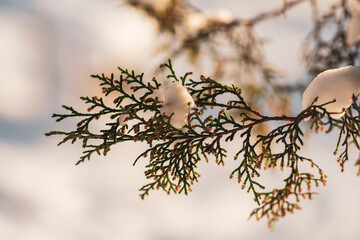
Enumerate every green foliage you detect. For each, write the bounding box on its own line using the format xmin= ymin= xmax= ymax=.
xmin=46 ymin=60 xmax=360 ymax=228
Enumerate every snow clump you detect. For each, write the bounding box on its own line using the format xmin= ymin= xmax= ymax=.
xmin=207 ymin=8 xmax=233 ymax=24
xmin=154 ymin=80 xmax=195 ymax=129
xmin=302 ymin=66 xmax=360 ymax=119
xmin=185 ymin=9 xmax=233 ymax=34
xmin=185 ymin=12 xmax=208 ymax=33
xmin=117 ymin=114 xmax=129 ymax=126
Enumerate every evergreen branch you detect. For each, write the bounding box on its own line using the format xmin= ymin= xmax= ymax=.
xmin=47 ymin=60 xmax=360 ymax=228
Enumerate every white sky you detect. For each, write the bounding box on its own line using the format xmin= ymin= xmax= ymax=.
xmin=0 ymin=0 xmax=359 ymax=239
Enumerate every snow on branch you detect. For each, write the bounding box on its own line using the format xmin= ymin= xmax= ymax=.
xmin=45 ymin=0 xmax=360 ymax=231
xmin=46 ymin=61 xmax=360 ymax=228
xmin=302 ymin=66 xmax=360 ymax=119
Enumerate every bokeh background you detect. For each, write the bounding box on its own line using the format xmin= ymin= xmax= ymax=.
xmin=0 ymin=0 xmax=359 ymax=239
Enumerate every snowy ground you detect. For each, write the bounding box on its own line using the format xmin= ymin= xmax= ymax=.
xmin=0 ymin=0 xmax=359 ymax=239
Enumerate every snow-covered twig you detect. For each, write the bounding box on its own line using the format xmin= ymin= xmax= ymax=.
xmin=46 ymin=61 xmax=360 ymax=228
